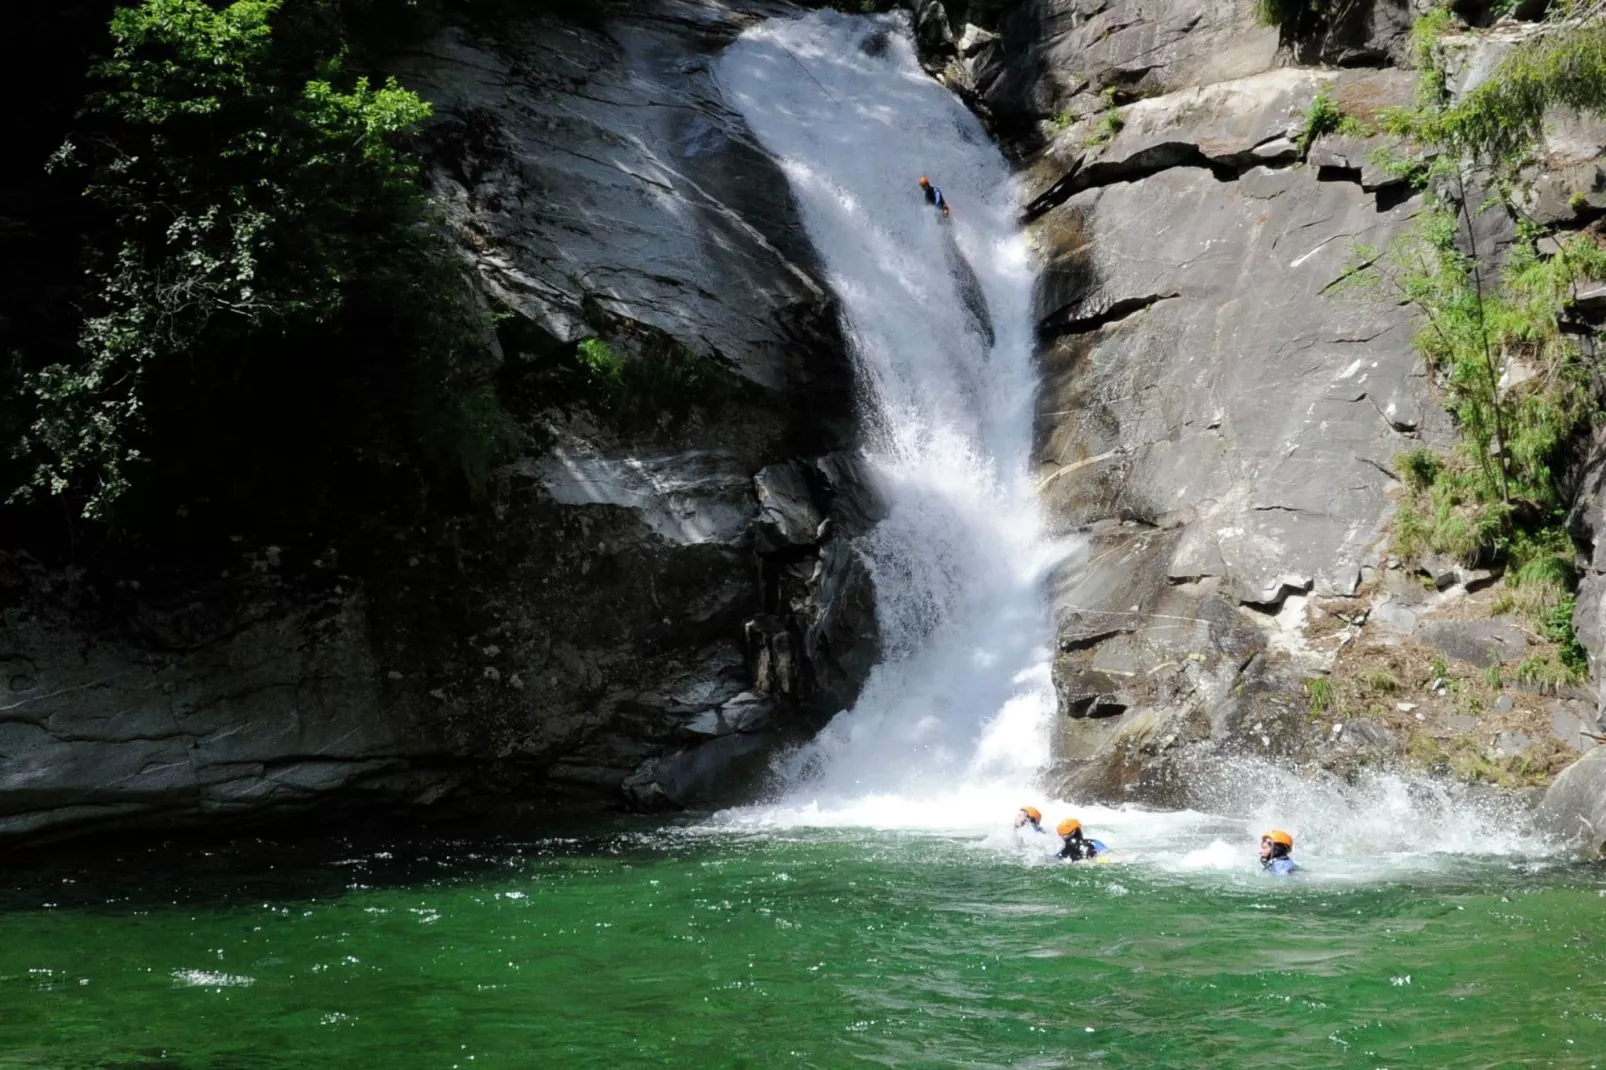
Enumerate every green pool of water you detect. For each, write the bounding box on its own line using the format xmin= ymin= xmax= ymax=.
xmin=1 ymin=828 xmax=1602 ymax=1069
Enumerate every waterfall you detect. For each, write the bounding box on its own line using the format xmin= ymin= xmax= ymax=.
xmin=716 ymin=11 xmax=1076 ymax=810
xmin=709 ymin=12 xmax=1552 ymax=872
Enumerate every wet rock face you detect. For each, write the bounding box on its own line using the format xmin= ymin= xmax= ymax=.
xmin=0 ymin=562 xmax=454 ymax=844
xmin=0 ymin=0 xmax=883 ymax=846
xmin=398 ymin=3 xmax=833 ymax=396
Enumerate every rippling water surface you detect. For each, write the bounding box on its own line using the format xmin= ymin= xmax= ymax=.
xmin=1 ymin=825 xmax=1602 ymax=1069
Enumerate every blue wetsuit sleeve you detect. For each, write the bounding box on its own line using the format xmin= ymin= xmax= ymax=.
xmin=1091 ymin=839 xmax=1108 ymax=855
xmin=1268 ymin=858 xmax=1297 ymax=875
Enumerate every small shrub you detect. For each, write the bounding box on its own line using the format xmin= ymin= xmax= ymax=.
xmin=1335 ymin=114 xmax=1374 ymax=138
xmin=576 ymin=337 xmax=624 ymax=400
xmin=1084 ymin=107 xmax=1124 ymax=147
xmin=1298 ymin=89 xmax=1344 ymax=156
xmin=1396 ymin=448 xmax=1441 ymax=492
xmin=1356 ymin=668 xmax=1400 ymax=694
xmin=1449 ymin=738 xmax=1504 ymax=784
xmin=1515 ymin=651 xmax=1586 ymax=691
xmin=1307 ymin=677 xmax=1335 ymax=717
xmin=574 ymin=334 xmax=737 ymax=430
xmin=1406 ymin=730 xmax=1448 ymax=767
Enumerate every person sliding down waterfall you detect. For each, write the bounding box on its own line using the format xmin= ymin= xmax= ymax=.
xmin=1014 ymin=806 xmax=1047 ymax=836
xmin=1260 ymin=830 xmax=1298 ymax=875
xmin=920 ymin=175 xmax=995 ymax=345
xmin=1056 ymin=818 xmax=1108 ymax=862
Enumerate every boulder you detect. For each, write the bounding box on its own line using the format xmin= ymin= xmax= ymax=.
xmin=753 ymin=462 xmax=825 ymax=554
xmin=1536 ymin=746 xmax=1606 ymax=858
xmin=621 ymin=730 xmax=777 ymax=810
xmin=1416 ymin=618 xmax=1527 ymax=669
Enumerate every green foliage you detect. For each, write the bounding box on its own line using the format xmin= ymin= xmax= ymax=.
xmin=1352 ymin=7 xmax=1606 ymax=689
xmin=1409 ymin=5 xmax=1455 ymax=110
xmin=1368 ymin=143 xmax=1432 ymax=188
xmin=1297 ymin=88 xmax=1344 ymax=156
xmin=574 ymin=334 xmax=737 ymax=430
xmin=1084 ymin=107 xmax=1124 ymax=147
xmin=1516 ymin=647 xmax=1587 ymax=690
xmin=1406 ymin=728 xmax=1573 ymax=787
xmin=577 ymin=337 xmax=625 ymax=398
xmin=1254 ymin=0 xmax=1323 ymax=29
xmin=1356 ymin=667 xmax=1401 ymax=694
xmin=9 ymin=0 xmax=501 ymax=522
xmin=1306 ymin=676 xmax=1335 ymax=717
xmin=1360 ymin=200 xmax=1606 ymax=569
xmin=1437 ymin=25 xmax=1606 ymax=165
xmin=1540 ymin=593 xmax=1589 ymax=679
xmin=1047 ymin=111 xmax=1073 ymax=134
xmin=1396 ymin=448 xmax=1442 ymax=492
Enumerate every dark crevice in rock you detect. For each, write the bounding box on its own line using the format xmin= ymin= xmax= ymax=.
xmin=1240 ymin=579 xmax=1314 ymax=613
xmin=1066 ymin=694 xmax=1129 ymax=719
xmin=1041 ymin=292 xmax=1180 ymax=338
xmin=1360 ymin=456 xmax=1401 ymax=482
xmin=1059 ymin=626 xmax=1132 ymax=653
xmin=1316 ymin=164 xmax=1364 ymax=186
xmin=1375 ymin=183 xmax=1416 ymax=212
xmin=1313 ymin=160 xmax=1415 ymax=211
xmin=1022 ymin=141 xmax=1300 ymax=223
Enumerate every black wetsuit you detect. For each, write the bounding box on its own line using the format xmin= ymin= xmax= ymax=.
xmin=1057 ymin=832 xmax=1103 ymax=861
xmin=924 ymin=184 xmax=947 ymax=213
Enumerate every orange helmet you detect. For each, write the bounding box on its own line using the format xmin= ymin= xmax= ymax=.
xmin=1262 ymin=829 xmax=1294 ymax=849
xmin=918 ymin=175 xmax=930 ymax=187
xmin=1021 ymin=806 xmax=1042 ymax=822
xmin=1057 ymin=818 xmax=1082 ymax=837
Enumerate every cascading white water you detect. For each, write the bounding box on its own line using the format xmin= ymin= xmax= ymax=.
xmin=716 ymin=11 xmax=1075 ymax=809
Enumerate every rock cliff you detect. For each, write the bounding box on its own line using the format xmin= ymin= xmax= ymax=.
xmin=0 ymin=0 xmax=881 ymax=845
xmin=912 ymin=0 xmax=1606 ymax=805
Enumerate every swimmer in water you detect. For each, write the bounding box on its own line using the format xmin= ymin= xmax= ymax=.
xmin=1014 ymin=806 xmax=1046 ymax=835
xmin=1260 ymin=829 xmax=1298 ymax=875
xmin=1056 ymin=818 xmax=1108 ymax=862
